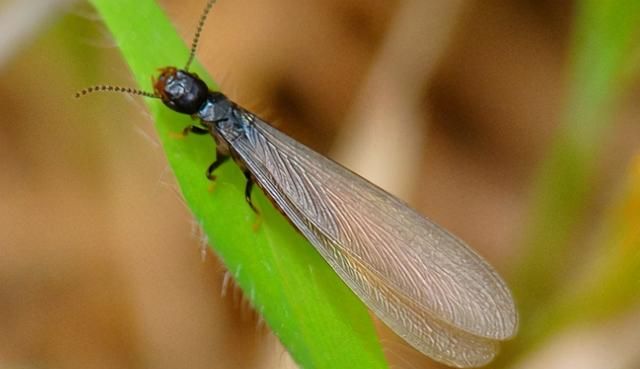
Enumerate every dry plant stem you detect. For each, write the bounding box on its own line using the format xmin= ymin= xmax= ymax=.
xmin=333 ymin=0 xmax=466 ymax=199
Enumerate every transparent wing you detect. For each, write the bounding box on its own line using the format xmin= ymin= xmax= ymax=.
xmin=224 ymin=112 xmax=517 ymax=367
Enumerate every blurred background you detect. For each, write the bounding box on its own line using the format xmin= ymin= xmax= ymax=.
xmin=0 ymin=0 xmax=639 ymax=368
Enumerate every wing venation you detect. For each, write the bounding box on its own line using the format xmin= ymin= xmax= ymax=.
xmin=219 ymin=111 xmax=518 ymax=366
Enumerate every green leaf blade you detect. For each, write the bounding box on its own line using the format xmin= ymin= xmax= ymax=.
xmin=87 ymin=1 xmax=389 ymax=368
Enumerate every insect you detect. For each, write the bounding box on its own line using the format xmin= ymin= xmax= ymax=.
xmin=78 ymin=0 xmax=517 ymax=367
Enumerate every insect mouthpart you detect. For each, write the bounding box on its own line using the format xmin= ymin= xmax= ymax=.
xmin=154 ymin=67 xmax=209 ymax=115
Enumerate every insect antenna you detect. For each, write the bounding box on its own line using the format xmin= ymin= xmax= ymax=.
xmin=75 ymin=85 xmax=158 ymax=99
xmin=184 ymin=0 xmax=217 ymax=71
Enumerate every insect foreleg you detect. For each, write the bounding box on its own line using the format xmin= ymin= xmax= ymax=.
xmin=183 ymin=125 xmax=210 ymax=136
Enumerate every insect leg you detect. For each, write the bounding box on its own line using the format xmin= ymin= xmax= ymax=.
xmin=183 ymin=125 xmax=210 ymax=136
xmin=206 ymin=152 xmax=230 ymax=181
xmin=243 ymin=171 xmax=259 ymax=214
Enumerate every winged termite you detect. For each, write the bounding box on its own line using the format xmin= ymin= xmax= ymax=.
xmin=78 ymin=0 xmax=518 ymax=366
